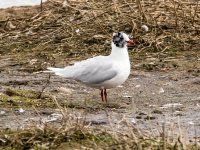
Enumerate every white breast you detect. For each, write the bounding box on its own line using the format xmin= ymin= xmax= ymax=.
xmin=97 ymin=43 xmax=131 ymax=89
xmin=100 ymin=59 xmax=130 ymax=89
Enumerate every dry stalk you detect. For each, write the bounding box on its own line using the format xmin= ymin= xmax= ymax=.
xmin=192 ymin=1 xmax=199 ymax=26
xmin=136 ymin=0 xmax=147 ymax=22
xmin=162 ymin=119 xmax=166 ymax=150
xmin=1 ymin=0 xmax=199 ymax=55
xmin=40 ymin=0 xmax=43 ymax=12
xmin=178 ymin=116 xmax=186 ymax=150
xmin=37 ymin=73 xmax=51 ymax=99
xmin=124 ymin=117 xmax=138 ymax=142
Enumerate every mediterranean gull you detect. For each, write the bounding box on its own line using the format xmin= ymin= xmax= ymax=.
xmin=48 ymin=32 xmax=134 ymax=102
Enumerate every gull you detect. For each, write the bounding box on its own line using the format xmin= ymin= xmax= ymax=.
xmin=48 ymin=32 xmax=134 ymax=102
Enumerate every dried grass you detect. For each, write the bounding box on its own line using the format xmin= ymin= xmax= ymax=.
xmin=0 ymin=102 xmax=199 ymax=149
xmin=0 ymin=0 xmax=199 ymax=63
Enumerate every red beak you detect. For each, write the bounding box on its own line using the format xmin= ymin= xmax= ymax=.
xmin=127 ymin=40 xmax=134 ymax=44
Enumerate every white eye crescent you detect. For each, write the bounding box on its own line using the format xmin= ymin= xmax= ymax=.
xmin=112 ymin=32 xmax=116 ymax=36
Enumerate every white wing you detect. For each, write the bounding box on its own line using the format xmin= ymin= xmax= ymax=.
xmin=48 ymin=56 xmax=117 ymax=85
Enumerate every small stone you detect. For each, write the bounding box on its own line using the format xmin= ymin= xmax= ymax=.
xmin=123 ymin=95 xmax=132 ymax=98
xmin=19 ymin=108 xmax=25 ymax=113
xmin=131 ymin=118 xmax=137 ymax=124
xmin=158 ymin=87 xmax=164 ymax=94
xmin=188 ymin=121 xmax=194 ymax=125
xmin=0 ymin=110 xmax=6 ymax=115
xmin=135 ymin=84 xmax=141 ymax=88
xmin=141 ymin=25 xmax=149 ymax=32
xmin=44 ymin=113 xmax=63 ymax=123
xmin=75 ymin=29 xmax=80 ymax=33
xmin=136 ymin=116 xmax=142 ymax=119
xmin=152 ymin=109 xmax=163 ymax=114
xmin=144 ymin=116 xmax=156 ymax=120
xmin=137 ymin=112 xmax=147 ymax=116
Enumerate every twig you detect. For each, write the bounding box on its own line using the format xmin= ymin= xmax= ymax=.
xmin=41 ymin=0 xmax=43 ymax=12
xmin=162 ymin=119 xmax=166 ymax=150
xmin=76 ymin=10 xmax=109 ymax=26
xmin=172 ymin=0 xmax=178 ymax=28
xmin=136 ymin=0 xmax=147 ymax=22
xmin=192 ymin=1 xmax=199 ymax=26
xmin=37 ymin=73 xmax=51 ymax=99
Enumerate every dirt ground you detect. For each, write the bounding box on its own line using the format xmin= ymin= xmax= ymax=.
xmin=0 ymin=52 xmax=200 ymax=140
xmin=0 ymin=0 xmax=200 ymax=149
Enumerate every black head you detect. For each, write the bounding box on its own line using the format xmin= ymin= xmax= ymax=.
xmin=112 ymin=32 xmax=126 ymax=48
xmin=112 ymin=32 xmax=134 ymax=48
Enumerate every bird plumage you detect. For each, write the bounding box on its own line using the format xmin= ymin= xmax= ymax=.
xmin=47 ymin=32 xmax=134 ymax=102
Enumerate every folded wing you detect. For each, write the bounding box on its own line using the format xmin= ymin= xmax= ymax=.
xmin=48 ymin=56 xmax=117 ymax=85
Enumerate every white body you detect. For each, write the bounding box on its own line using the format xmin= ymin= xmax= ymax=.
xmin=48 ymin=35 xmax=131 ymax=89
xmin=97 ymin=43 xmax=130 ymax=89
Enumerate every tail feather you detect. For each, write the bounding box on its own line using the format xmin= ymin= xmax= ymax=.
xmin=47 ymin=67 xmax=70 ymax=77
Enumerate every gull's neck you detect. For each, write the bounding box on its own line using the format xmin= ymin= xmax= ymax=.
xmin=109 ymin=42 xmax=129 ymax=61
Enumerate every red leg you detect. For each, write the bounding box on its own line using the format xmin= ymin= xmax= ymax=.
xmin=100 ymin=89 xmax=104 ymax=102
xmin=104 ymin=89 xmax=107 ymax=103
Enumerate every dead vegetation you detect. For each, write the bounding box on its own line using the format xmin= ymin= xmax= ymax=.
xmin=0 ymin=101 xmax=199 ymax=150
xmin=0 ymin=0 xmax=199 ymax=71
